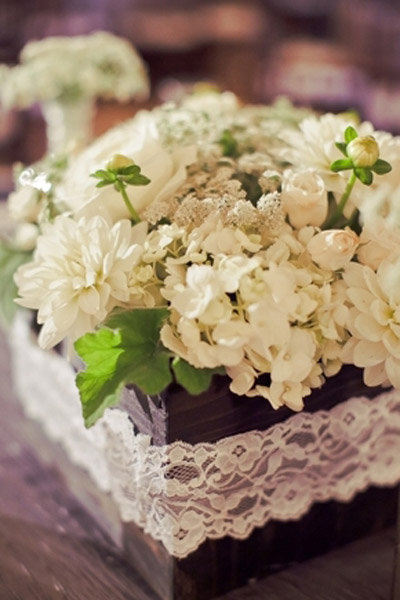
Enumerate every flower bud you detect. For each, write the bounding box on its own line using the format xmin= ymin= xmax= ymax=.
xmin=347 ymin=135 xmax=379 ymax=168
xmin=307 ymin=228 xmax=359 ymax=270
xmin=107 ymin=153 xmax=134 ymax=170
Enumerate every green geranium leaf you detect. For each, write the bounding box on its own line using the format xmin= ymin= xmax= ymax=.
xmin=330 ymin=158 xmax=353 ymax=172
xmin=354 ymin=167 xmax=373 ymax=185
xmin=344 ymin=126 xmax=358 ymax=143
xmin=371 ymin=158 xmax=392 ymax=175
xmin=172 ymin=357 xmax=223 ymax=395
xmin=75 ymin=307 xmax=171 ymax=427
xmin=335 ymin=141 xmax=348 ymax=156
xmin=0 ymin=242 xmax=32 ymax=327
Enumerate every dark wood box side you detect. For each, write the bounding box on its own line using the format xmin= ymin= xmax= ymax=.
xmin=121 ymin=366 xmax=384 ymax=445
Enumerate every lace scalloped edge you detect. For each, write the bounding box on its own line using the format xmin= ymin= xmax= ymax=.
xmin=9 ymin=312 xmax=400 ymax=558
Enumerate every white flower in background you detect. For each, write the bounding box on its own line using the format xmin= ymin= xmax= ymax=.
xmin=0 ymin=31 xmax=149 ymax=109
xmin=14 ymin=215 xmax=142 ymax=349
xmin=280 ymin=167 xmax=327 ymax=228
xmin=307 ymin=228 xmax=359 ymax=271
xmin=58 ymin=112 xmax=197 ymax=223
xmin=342 ymin=259 xmax=400 ymax=388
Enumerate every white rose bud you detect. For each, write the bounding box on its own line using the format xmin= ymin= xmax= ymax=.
xmin=347 ymin=135 xmax=379 ymax=167
xmin=281 ymin=168 xmax=327 ymax=228
xmin=307 ymin=228 xmax=359 ymax=270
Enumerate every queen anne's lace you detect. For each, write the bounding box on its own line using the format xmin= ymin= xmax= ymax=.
xmin=10 ymin=313 xmax=400 ymax=558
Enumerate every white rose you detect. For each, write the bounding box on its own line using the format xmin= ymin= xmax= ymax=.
xmin=281 ymin=168 xmax=327 ymax=228
xmin=57 ymin=111 xmax=196 ymax=222
xmin=307 ymin=228 xmax=359 ymax=270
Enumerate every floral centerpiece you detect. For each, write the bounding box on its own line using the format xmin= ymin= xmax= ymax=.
xmin=3 ymin=90 xmax=398 ymax=428
xmin=4 ymin=90 xmax=400 ymax=599
xmin=0 ymin=32 xmax=149 ymax=154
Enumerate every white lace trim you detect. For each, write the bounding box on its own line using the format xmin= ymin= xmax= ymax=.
xmin=9 ymin=312 xmax=400 ymax=558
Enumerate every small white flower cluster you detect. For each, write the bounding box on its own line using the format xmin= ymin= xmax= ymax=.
xmin=10 ymin=90 xmax=400 ymax=411
xmin=0 ymin=31 xmax=149 ymax=110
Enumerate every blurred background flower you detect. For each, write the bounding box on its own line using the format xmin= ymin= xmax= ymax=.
xmin=0 ymin=0 xmax=399 ymax=199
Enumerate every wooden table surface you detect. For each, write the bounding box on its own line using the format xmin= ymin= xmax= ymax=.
xmin=0 ymin=325 xmax=398 ymax=600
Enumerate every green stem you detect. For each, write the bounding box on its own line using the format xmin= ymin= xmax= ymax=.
xmin=323 ymin=172 xmax=356 ymax=229
xmin=118 ymin=181 xmax=141 ymax=224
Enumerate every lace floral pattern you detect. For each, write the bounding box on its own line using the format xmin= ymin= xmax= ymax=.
xmin=10 ymin=313 xmax=400 ymax=558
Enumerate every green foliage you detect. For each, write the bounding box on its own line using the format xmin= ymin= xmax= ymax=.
xmin=0 ymin=242 xmax=31 ymax=327
xmin=330 ymin=158 xmax=353 ymax=172
xmin=91 ymin=164 xmax=150 ymax=189
xmin=354 ymin=167 xmax=373 ymax=186
xmin=75 ymin=307 xmax=225 ymax=428
xmin=90 ymin=160 xmax=150 ymax=224
xmin=172 ymin=357 xmax=223 ymax=395
xmin=75 ymin=307 xmax=171 ymax=427
xmin=372 ymin=158 xmax=392 ymax=175
xmin=344 ymin=125 xmax=358 ymax=143
xmin=218 ymin=129 xmax=239 ymax=158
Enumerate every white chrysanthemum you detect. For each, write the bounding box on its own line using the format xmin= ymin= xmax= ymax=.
xmin=282 ymin=113 xmax=374 ymax=195
xmin=14 ymin=215 xmax=142 ymax=349
xmin=342 ymin=260 xmax=400 ymax=388
xmin=357 ymin=214 xmax=400 ymax=270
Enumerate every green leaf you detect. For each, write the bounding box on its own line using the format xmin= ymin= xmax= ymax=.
xmin=0 ymin=242 xmax=32 ymax=326
xmin=218 ymin=129 xmax=239 ymax=158
xmin=172 ymin=357 xmax=223 ymax=395
xmin=335 ymin=142 xmax=348 ymax=156
xmin=91 ymin=169 xmax=115 ymax=182
xmin=344 ymin=126 xmax=358 ymax=143
xmin=330 ymin=158 xmax=353 ymax=172
xmin=75 ymin=308 xmax=171 ymax=427
xmin=125 ymin=173 xmax=151 ymax=186
xmin=75 ymin=329 xmax=126 ymax=427
xmin=95 ymin=180 xmax=113 ymax=188
xmin=354 ymin=167 xmax=373 ymax=185
xmin=371 ymin=158 xmax=392 ymax=175
xmin=117 ymin=165 xmax=141 ymax=176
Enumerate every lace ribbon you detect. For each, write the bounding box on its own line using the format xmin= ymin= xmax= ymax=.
xmin=10 ymin=312 xmax=400 ymax=558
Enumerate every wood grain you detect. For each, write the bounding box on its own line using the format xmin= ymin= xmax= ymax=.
xmin=0 ymin=325 xmax=397 ymax=599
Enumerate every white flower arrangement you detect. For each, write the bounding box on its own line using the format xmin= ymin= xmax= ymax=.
xmin=0 ymin=31 xmax=149 ymax=109
xmin=4 ymin=90 xmax=400 ymax=426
